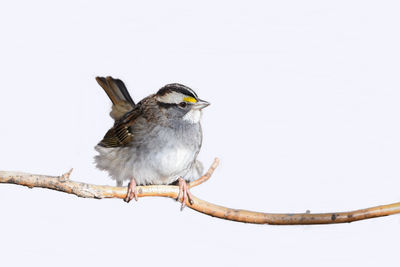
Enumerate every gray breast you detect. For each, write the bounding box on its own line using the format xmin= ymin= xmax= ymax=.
xmin=126 ymin=121 xmax=202 ymax=185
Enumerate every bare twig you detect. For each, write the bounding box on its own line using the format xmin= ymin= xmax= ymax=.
xmin=1 ymin=158 xmax=399 ymax=225
xmin=189 ymin=158 xmax=220 ymax=188
xmin=59 ymin=168 xmax=73 ymax=182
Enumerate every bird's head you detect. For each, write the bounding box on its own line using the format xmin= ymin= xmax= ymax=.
xmin=155 ymin=83 xmax=210 ymax=124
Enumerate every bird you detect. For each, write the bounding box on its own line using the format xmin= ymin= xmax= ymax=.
xmin=94 ymin=76 xmax=209 ymax=208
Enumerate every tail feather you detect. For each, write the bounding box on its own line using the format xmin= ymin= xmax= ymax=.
xmin=108 ymin=78 xmax=135 ymax=106
xmin=96 ymin=76 xmax=135 ymax=120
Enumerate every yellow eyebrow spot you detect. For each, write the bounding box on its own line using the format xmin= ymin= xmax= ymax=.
xmin=183 ymin=96 xmax=197 ymax=103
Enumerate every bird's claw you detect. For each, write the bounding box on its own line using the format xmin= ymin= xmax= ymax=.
xmin=124 ymin=178 xmax=138 ymax=203
xmin=177 ymin=177 xmax=193 ymax=210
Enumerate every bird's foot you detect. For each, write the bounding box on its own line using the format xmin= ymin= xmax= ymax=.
xmin=177 ymin=177 xmax=193 ymax=210
xmin=124 ymin=178 xmax=138 ymax=203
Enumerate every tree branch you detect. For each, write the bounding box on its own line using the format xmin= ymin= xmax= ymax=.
xmin=1 ymin=158 xmax=399 ymax=225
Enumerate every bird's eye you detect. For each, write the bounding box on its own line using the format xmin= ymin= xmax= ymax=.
xmin=179 ymin=102 xmax=187 ymax=108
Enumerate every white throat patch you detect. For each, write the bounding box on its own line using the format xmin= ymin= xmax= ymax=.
xmin=183 ymin=109 xmax=202 ymax=123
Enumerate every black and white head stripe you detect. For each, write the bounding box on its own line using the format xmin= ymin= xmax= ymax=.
xmin=156 ymin=83 xmax=198 ymax=104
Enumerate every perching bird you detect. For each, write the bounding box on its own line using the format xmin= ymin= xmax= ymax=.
xmin=94 ymin=76 xmax=209 ymax=208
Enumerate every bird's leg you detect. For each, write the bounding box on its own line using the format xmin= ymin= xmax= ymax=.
xmin=177 ymin=177 xmax=193 ymax=210
xmin=124 ymin=178 xmax=138 ymax=203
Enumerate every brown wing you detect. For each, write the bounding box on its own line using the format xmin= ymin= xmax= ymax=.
xmin=98 ymin=104 xmax=143 ymax=148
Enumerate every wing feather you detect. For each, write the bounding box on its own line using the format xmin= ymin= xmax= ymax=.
xmin=98 ymin=105 xmax=143 ymax=147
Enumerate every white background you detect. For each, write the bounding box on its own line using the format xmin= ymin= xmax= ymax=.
xmin=1 ymin=1 xmax=399 ymax=266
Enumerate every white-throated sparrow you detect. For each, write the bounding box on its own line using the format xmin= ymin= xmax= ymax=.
xmin=94 ymin=76 xmax=209 ymax=208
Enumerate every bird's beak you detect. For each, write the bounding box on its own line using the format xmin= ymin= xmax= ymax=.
xmin=194 ymin=99 xmax=210 ymax=109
